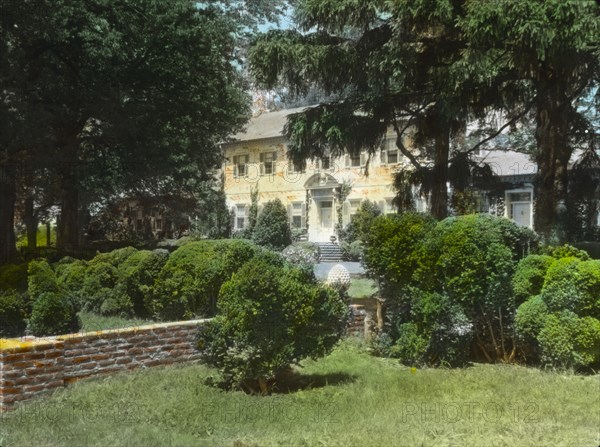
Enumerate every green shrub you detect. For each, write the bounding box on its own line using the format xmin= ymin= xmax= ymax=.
xmin=341 ymin=240 xmax=364 ymax=261
xmin=538 ymin=312 xmax=600 ymax=369
xmin=197 ymin=253 xmax=349 ymax=392
xmin=151 ymin=240 xmax=258 ymax=320
xmin=541 ymin=244 xmax=590 ymax=261
xmin=389 ymin=323 xmax=428 ymax=366
xmin=117 ymin=249 xmax=169 ymax=317
xmin=89 ymin=246 xmax=138 ymax=267
xmin=80 ymin=261 xmax=121 ymax=315
xmin=341 ymin=200 xmax=382 ymax=244
xmin=0 ymin=263 xmax=28 ymax=292
xmin=27 ymin=259 xmax=59 ymax=301
xmin=0 ymin=290 xmax=27 ymax=337
xmin=512 ymin=255 xmax=555 ymax=304
xmin=541 ymin=258 xmax=600 ymax=318
xmin=363 ymin=212 xmax=436 ymax=286
xmin=56 ymin=259 xmax=88 ymax=300
xmin=251 ymin=199 xmax=292 ymax=250
xmin=28 ymin=291 xmax=80 ymax=336
xmin=515 ymin=296 xmax=549 ymax=343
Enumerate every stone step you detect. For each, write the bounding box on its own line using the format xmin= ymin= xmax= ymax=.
xmin=317 ymin=243 xmax=342 ymax=263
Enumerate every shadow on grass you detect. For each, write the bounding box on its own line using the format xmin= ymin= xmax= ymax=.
xmin=270 ymin=370 xmax=357 ymax=394
xmin=205 ymin=370 xmax=357 ymax=395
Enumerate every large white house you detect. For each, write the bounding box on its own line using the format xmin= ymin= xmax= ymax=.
xmin=221 ymin=108 xmax=595 ymax=241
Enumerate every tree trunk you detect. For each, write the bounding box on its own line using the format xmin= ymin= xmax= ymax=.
xmin=430 ymin=127 xmax=450 ymax=220
xmin=46 ymin=221 xmax=52 ymax=247
xmin=0 ymin=163 xmax=18 ymax=264
xmin=24 ymin=196 xmax=38 ymax=250
xmin=534 ymin=73 xmax=572 ymax=240
xmin=56 ymin=137 xmax=80 ymax=253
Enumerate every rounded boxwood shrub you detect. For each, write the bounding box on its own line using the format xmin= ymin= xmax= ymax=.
xmin=515 ymin=295 xmax=549 ymax=342
xmin=0 ymin=290 xmax=27 ymax=337
xmin=56 ymin=259 xmax=88 ymax=300
xmin=541 ymin=258 xmax=600 ymax=318
xmin=27 ymin=259 xmax=59 ymax=301
xmin=28 ymin=291 xmax=80 ymax=336
xmin=251 ymin=199 xmax=292 ymax=251
xmin=90 ymin=246 xmax=138 ymax=267
xmin=512 ymin=255 xmax=555 ymax=304
xmin=541 ymin=244 xmax=590 ymax=261
xmin=117 ymin=249 xmax=169 ymax=318
xmin=197 ymin=253 xmax=349 ymax=392
xmin=80 ymin=261 xmax=121 ymax=314
xmin=151 ymin=240 xmax=259 ymax=320
xmin=538 ymin=312 xmax=600 ymax=369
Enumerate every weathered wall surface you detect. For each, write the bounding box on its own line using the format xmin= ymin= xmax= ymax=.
xmin=0 ymin=320 xmax=207 ymax=412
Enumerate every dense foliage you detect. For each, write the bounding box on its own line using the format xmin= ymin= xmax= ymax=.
xmin=366 ymin=213 xmax=538 ymax=366
xmin=197 ymin=252 xmax=349 ymax=392
xmin=513 ymin=248 xmax=600 ymax=369
xmin=251 ymin=199 xmax=292 ymax=251
xmin=28 ymin=291 xmax=80 ymax=337
xmin=150 ymin=240 xmax=258 ymax=320
xmin=0 ymin=289 xmax=27 ymax=337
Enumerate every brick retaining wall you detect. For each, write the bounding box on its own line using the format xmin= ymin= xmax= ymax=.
xmin=0 ymin=319 xmax=207 ymax=412
xmin=1 ymin=308 xmax=369 ymax=412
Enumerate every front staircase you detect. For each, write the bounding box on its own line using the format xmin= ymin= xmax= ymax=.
xmin=317 ymin=242 xmax=342 ymax=263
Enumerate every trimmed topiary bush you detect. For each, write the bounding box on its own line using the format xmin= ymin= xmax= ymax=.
xmin=515 ymin=295 xmax=549 ymax=343
xmin=151 ymin=240 xmax=259 ymax=320
xmin=80 ymin=261 xmax=121 ymax=315
xmin=0 ymin=290 xmax=27 ymax=337
xmin=89 ymin=246 xmax=138 ymax=267
xmin=28 ymin=291 xmax=80 ymax=336
xmin=341 ymin=200 xmax=382 ymax=244
xmin=538 ymin=311 xmax=600 ymax=369
xmin=197 ymin=253 xmax=349 ymax=393
xmin=117 ymin=249 xmax=169 ymax=318
xmin=541 ymin=258 xmax=600 ymax=318
xmin=512 ymin=255 xmax=555 ymax=304
xmin=27 ymin=259 xmax=59 ymax=301
xmin=251 ymin=199 xmax=292 ymax=251
xmin=56 ymin=259 xmax=88 ymax=301
xmin=541 ymin=244 xmax=591 ymax=261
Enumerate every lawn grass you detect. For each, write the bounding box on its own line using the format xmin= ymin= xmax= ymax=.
xmin=1 ymin=339 xmax=598 ymax=447
xmin=78 ymin=311 xmax=154 ymax=333
xmin=347 ymin=277 xmax=378 ymax=299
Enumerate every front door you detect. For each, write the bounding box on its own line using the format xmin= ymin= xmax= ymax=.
xmin=320 ymin=201 xmax=333 ymax=234
xmin=512 ymin=202 xmax=531 ymax=228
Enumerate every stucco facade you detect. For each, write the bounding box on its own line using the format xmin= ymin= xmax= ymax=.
xmin=221 ymin=109 xmax=424 ymax=242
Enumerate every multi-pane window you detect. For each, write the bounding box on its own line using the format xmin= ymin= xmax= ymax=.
xmin=385 ymin=198 xmax=395 ymax=214
xmin=291 ymin=202 xmax=303 ymax=228
xmin=236 ymin=204 xmax=247 ymax=229
xmin=349 ymin=154 xmax=361 ymax=167
xmin=155 ymin=219 xmax=162 ymax=230
xmin=260 ymin=151 xmax=277 ymax=175
xmin=381 ymin=139 xmax=399 ymax=165
xmin=233 ymin=154 xmax=249 ymax=178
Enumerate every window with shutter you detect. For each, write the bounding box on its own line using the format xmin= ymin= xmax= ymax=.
xmin=291 ymin=202 xmax=303 ymax=228
xmin=233 ymin=154 xmax=248 ymax=178
xmin=260 ymin=151 xmax=276 ymax=175
xmin=349 ymin=153 xmax=361 ymax=167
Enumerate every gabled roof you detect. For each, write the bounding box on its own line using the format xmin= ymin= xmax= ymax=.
xmin=230 ymin=107 xmax=311 ymax=142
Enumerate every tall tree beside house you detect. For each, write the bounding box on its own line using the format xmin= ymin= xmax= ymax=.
xmin=0 ymin=0 xmax=251 ymax=261
xmin=248 ymin=0 xmax=516 ymax=220
xmin=462 ymin=0 xmax=600 ymax=239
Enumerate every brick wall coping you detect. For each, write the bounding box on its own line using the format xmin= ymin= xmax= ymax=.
xmin=0 ymin=319 xmax=210 ymax=352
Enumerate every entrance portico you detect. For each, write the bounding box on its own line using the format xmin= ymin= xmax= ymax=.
xmin=304 ymin=173 xmax=340 ymax=242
